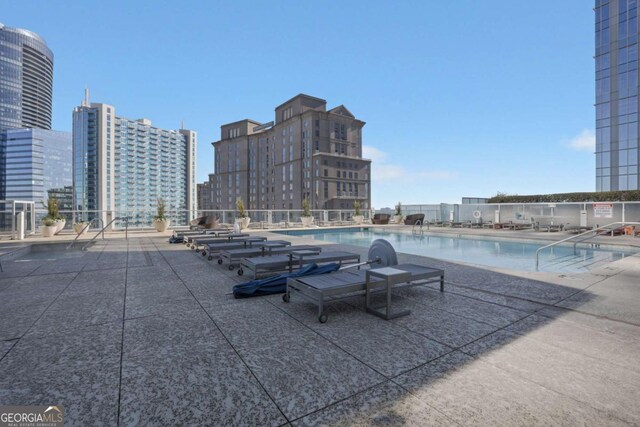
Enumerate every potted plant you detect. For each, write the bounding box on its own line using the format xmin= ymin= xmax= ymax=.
xmin=41 ymin=198 xmax=64 ymax=236
xmin=73 ymin=221 xmax=90 ymax=235
xmin=40 ymin=217 xmax=57 ymax=237
xmin=394 ymin=202 xmax=403 ymax=224
xmin=235 ymin=197 xmax=251 ymax=230
xmin=153 ymin=198 xmax=170 ymax=232
xmin=352 ymin=200 xmax=364 ymax=224
xmin=301 ymin=197 xmax=313 ymax=227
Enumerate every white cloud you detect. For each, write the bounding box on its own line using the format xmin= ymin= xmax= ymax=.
xmin=567 ymin=129 xmax=595 ymax=152
xmin=362 ymin=145 xmax=387 ymax=163
xmin=365 ymin=145 xmax=457 ymax=183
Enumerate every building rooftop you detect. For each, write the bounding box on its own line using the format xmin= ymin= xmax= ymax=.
xmin=0 ymin=229 xmax=638 ymax=424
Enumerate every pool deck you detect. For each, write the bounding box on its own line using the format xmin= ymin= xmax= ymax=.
xmin=0 ymin=227 xmax=639 ymax=425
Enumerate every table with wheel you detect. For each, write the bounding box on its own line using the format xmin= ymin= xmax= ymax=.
xmin=365 ymin=267 xmax=412 ymax=320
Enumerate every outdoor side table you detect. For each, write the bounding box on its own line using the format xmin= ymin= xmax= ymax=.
xmin=365 ymin=267 xmax=412 ymax=320
xmin=260 ymin=241 xmax=291 ymax=255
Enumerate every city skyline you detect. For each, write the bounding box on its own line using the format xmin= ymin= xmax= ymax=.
xmin=3 ymin=1 xmax=594 ymax=208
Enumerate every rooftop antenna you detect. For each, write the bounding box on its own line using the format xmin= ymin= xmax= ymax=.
xmin=82 ymin=86 xmax=89 ymax=107
xmin=181 ymin=119 xmax=185 ymax=130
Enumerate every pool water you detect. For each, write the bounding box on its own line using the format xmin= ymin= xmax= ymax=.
xmin=13 ymin=243 xmax=90 ymax=261
xmin=278 ymin=228 xmax=639 ymax=273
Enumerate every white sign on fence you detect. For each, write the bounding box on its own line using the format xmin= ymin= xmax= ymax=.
xmin=593 ymin=203 xmax=613 ymax=218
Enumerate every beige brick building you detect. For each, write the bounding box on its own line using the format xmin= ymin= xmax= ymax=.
xmin=206 ymin=94 xmax=371 ymax=212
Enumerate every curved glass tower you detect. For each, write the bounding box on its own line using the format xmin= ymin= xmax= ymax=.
xmin=0 ymin=23 xmax=53 ymax=131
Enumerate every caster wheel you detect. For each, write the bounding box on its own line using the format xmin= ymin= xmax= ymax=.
xmin=318 ymin=314 xmax=328 ymax=323
xmin=201 ymin=251 xmax=206 ymax=256
xmin=217 ymin=259 xmax=223 ymax=265
xmin=282 ymin=293 xmax=290 ymax=303
xmin=237 ymin=269 xmax=244 ymax=276
xmin=191 ymin=245 xmax=195 ymax=249
xmin=208 ymin=256 xmax=213 ymax=261
xmin=228 ymin=265 xmax=235 ymax=271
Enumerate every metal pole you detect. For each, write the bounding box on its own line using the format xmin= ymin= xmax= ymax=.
xmin=11 ymin=201 xmax=16 ymax=240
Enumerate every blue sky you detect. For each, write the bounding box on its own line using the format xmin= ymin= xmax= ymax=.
xmin=4 ymin=1 xmax=594 ymax=208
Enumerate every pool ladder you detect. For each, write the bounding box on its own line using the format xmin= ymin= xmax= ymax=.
xmin=412 ymin=219 xmax=424 ymax=235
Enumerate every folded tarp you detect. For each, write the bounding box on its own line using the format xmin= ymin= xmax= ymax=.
xmin=233 ymin=263 xmax=340 ymax=298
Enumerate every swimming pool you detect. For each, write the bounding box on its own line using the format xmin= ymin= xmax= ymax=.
xmin=277 ymin=228 xmax=639 ymax=273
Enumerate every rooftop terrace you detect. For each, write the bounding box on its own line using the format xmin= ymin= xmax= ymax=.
xmin=0 ymin=227 xmax=639 ymax=425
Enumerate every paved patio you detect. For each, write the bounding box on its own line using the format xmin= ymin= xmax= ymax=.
xmin=0 ymin=230 xmax=639 ymax=426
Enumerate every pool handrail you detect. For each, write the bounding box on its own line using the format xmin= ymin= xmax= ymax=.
xmin=82 ymin=217 xmax=129 ymax=251
xmin=535 ymin=221 xmax=640 ymax=270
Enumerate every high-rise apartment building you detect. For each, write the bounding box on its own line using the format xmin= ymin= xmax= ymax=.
xmin=0 ymin=23 xmax=53 ymax=131
xmin=595 ymin=0 xmax=640 ymax=191
xmin=209 ymin=94 xmax=371 ymax=212
xmin=72 ymin=99 xmax=197 ymax=225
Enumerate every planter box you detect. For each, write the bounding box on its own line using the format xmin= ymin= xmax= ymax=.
xmin=301 ymin=216 xmax=314 ymax=227
xmin=153 ymin=219 xmax=170 ymax=232
xmin=73 ymin=223 xmax=90 ymax=235
xmin=236 ymin=217 xmax=251 ymax=230
xmin=54 ymin=219 xmax=66 ymax=234
xmin=40 ymin=225 xmax=57 ymax=237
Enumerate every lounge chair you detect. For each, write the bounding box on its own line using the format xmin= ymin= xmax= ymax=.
xmin=598 ymin=226 xmax=625 ymax=236
xmin=201 ymin=239 xmax=290 ymax=260
xmin=185 ymin=232 xmax=250 ymax=244
xmin=172 ymin=228 xmax=229 ymax=243
xmin=189 ymin=216 xmax=208 ymax=230
xmin=233 ymin=263 xmax=341 ymax=298
xmin=203 ymin=216 xmax=221 ymax=229
xmin=189 ymin=233 xmax=257 ymax=250
xmin=535 ymin=223 xmax=563 ymax=232
xmin=564 ymin=226 xmax=593 ymax=234
xmin=403 ymin=214 xmax=425 ymax=225
xmin=371 ymin=214 xmax=390 ymax=225
xmin=284 ymin=239 xmax=444 ymax=323
xmin=220 ymin=244 xmax=322 ymax=271
xmin=240 ymin=250 xmax=361 ymax=279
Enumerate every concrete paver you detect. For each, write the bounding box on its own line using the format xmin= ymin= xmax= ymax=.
xmin=0 ymin=230 xmax=638 ymax=425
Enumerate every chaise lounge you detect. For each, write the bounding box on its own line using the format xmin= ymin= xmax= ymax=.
xmin=404 ymin=213 xmax=425 ymax=225
xmin=372 ymin=213 xmax=390 ymax=224
xmin=240 ymin=250 xmax=361 ymax=279
xmin=284 ymin=239 xmax=444 ymax=323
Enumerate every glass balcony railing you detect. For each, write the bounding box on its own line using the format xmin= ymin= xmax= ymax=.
xmin=0 ymin=207 xmax=374 ymax=234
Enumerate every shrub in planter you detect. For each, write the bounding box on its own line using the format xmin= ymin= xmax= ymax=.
xmin=352 ymin=200 xmax=364 ymax=224
xmin=235 ymin=197 xmax=251 ymax=230
xmin=40 ymin=217 xmax=57 ymax=237
xmin=394 ymin=202 xmax=403 ymax=224
xmin=73 ymin=222 xmax=90 ymax=235
xmin=153 ymin=198 xmax=170 ymax=232
xmin=301 ymin=197 xmax=313 ymax=227
xmin=41 ymin=198 xmax=63 ymax=236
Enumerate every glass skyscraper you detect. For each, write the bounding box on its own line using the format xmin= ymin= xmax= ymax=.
xmin=0 ymin=128 xmax=72 ymax=201
xmin=0 ymin=23 xmax=53 ymax=131
xmin=72 ymin=102 xmax=197 ymax=225
xmin=596 ymin=0 xmax=640 ymax=191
